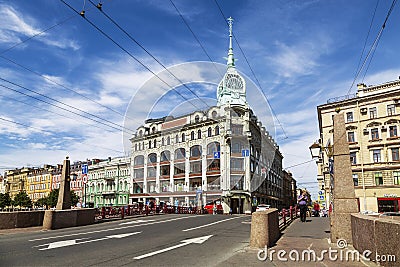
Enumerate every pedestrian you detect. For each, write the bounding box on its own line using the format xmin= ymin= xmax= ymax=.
xmin=298 ymin=190 xmax=308 ymax=222
xmin=313 ymin=202 xmax=320 ymax=217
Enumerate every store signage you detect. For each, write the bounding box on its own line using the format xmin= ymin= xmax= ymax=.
xmin=383 ymin=194 xmax=398 ymax=198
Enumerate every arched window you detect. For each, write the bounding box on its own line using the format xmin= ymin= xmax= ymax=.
xmin=161 ymin=137 xmax=165 ymax=146
xmin=190 ymin=145 xmax=202 ymax=157
xmin=208 ymin=127 xmax=212 ymax=137
xmin=175 ymin=148 xmax=185 ymax=160
xmin=195 ymin=115 xmax=200 ymax=123
xmin=197 ymin=129 xmax=202 ymax=139
xmin=167 ymin=136 xmax=170 ymax=145
xmin=231 ymin=141 xmax=244 ymax=153
xmin=160 ymin=151 xmax=171 ymax=162
xmin=148 ymin=140 xmax=152 ymax=149
xmin=135 ymin=144 xmax=137 ymax=151
xmin=148 ymin=153 xmax=157 ymax=163
xmin=212 ymin=111 xmax=217 ymax=119
xmin=215 ymin=125 xmax=220 ymax=135
xmin=191 ymin=131 xmax=195 ymax=140
xmin=138 ymin=130 xmax=143 ymax=137
xmin=181 ymin=133 xmax=186 ymax=142
xmin=175 ymin=134 xmax=179 ymax=143
xmin=134 ymin=155 xmax=144 ymax=166
xmin=207 ymin=142 xmax=220 ymax=155
xmin=152 ymin=127 xmax=156 ymax=133
xmin=153 ymin=139 xmax=156 ymax=148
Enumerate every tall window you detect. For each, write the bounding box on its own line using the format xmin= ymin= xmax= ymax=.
xmin=375 ymin=172 xmax=383 ymax=185
xmin=350 ymin=152 xmax=357 ymax=165
xmin=215 ymin=126 xmax=220 ymax=135
xmin=208 ymin=127 xmax=212 ymax=137
xmin=175 ymin=134 xmax=179 ymax=143
xmin=347 ymin=132 xmax=355 ymax=143
xmin=181 ymin=133 xmax=185 ymax=142
xmin=191 ymin=131 xmax=195 ymax=140
xmin=161 ymin=138 xmax=165 ymax=146
xmin=369 ymin=107 xmax=377 ymax=119
xmin=387 ymin=104 xmax=396 ymax=116
xmin=372 ymin=149 xmax=381 ymax=163
xmin=393 ymin=171 xmax=400 ymax=185
xmin=371 ymin=128 xmax=379 ymax=140
xmin=346 ymin=112 xmax=354 ymax=122
xmin=197 ymin=129 xmax=202 ymax=139
xmin=392 ymin=148 xmax=399 ymax=161
xmin=352 ymin=173 xmax=359 ymax=186
xmin=167 ymin=136 xmax=170 ymax=145
xmin=389 ymin=125 xmax=398 ymax=137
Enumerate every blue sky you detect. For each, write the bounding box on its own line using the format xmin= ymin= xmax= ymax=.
xmin=1 ymin=0 xmax=399 ymax=200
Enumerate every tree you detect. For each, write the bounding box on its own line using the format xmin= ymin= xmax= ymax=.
xmin=12 ymin=191 xmax=32 ymax=209
xmin=0 ymin=192 xmax=12 ymax=209
xmin=46 ymin=188 xmax=80 ymax=208
xmin=35 ymin=197 xmax=48 ymax=209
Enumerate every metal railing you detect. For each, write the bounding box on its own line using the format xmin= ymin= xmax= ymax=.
xmin=279 ymin=206 xmax=299 ymax=229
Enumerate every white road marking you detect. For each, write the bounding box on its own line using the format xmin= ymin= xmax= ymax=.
xmin=119 ymin=219 xmax=155 ymax=225
xmin=37 ymin=232 xmax=141 ymax=250
xmin=133 ymin=235 xmax=213 ymax=260
xmin=29 ymin=216 xmax=193 ymax=242
xmin=182 ymin=217 xmax=239 ymax=232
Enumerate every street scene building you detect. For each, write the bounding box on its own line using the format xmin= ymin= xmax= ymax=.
xmin=129 ymin=19 xmax=287 ymax=213
xmin=317 ymin=78 xmax=400 ymax=212
xmin=4 ymin=167 xmax=32 ymax=199
xmin=87 ymin=157 xmax=131 ymax=208
xmin=27 ymin=165 xmax=55 ymax=202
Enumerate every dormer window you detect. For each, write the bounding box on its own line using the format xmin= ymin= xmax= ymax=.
xmin=195 ymin=115 xmax=200 ymax=123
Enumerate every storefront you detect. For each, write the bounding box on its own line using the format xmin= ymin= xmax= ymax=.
xmin=377 ymin=195 xmax=400 ymax=212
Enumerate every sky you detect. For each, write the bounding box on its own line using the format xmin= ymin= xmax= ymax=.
xmin=1 ymin=0 xmax=400 ymax=200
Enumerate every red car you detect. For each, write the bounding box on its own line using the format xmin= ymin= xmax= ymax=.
xmin=204 ymin=200 xmax=223 ymax=214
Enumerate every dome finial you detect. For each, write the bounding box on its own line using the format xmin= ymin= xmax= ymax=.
xmin=227 ymin=17 xmax=235 ymax=68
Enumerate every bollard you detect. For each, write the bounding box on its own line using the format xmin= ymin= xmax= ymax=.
xmin=282 ymin=209 xmax=287 ymax=225
xmin=101 ymin=207 xmax=106 ymax=219
xmin=250 ymin=208 xmax=280 ymax=248
xmin=120 ymin=207 xmax=124 ymax=219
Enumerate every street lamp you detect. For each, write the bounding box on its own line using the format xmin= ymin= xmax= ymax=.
xmin=309 ymin=141 xmax=333 ymax=159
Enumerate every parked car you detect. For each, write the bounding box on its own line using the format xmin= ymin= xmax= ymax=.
xmin=256 ymin=204 xmax=270 ymax=212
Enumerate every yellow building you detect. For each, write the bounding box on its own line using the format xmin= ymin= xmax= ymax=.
xmin=4 ymin=167 xmax=32 ymax=198
xmin=317 ymin=78 xmax=400 ymax=213
xmin=27 ymin=166 xmax=54 ymax=202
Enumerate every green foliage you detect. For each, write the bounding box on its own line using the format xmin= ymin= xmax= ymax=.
xmin=46 ymin=188 xmax=80 ymax=208
xmin=35 ymin=197 xmax=48 ymax=209
xmin=0 ymin=192 xmax=12 ymax=209
xmin=71 ymin=190 xmax=80 ymax=207
xmin=12 ymin=191 xmax=32 ymax=208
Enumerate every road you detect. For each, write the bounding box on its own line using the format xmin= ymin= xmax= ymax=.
xmin=0 ymin=214 xmax=251 ymax=266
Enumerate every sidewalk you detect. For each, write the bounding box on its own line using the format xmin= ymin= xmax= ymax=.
xmin=218 ymin=217 xmax=378 ymax=267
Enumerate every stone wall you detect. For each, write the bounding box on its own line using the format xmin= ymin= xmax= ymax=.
xmin=0 ymin=211 xmax=45 ymax=229
xmin=352 ymin=214 xmax=399 ymax=267
xmin=250 ymin=208 xmax=280 ymax=248
xmin=42 ymin=208 xmax=95 ymax=230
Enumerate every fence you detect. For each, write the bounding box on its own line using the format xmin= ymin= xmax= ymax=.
xmin=278 ymin=206 xmax=299 ymax=229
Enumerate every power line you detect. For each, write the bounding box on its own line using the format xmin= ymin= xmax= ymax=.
xmin=169 ymin=0 xmax=225 ymax=80
xmin=60 ymin=0 xmax=204 ymax=112
xmin=88 ymin=0 xmax=212 ymax=110
xmin=0 ymin=80 xmax=134 ymax=135
xmin=284 ymin=159 xmax=315 ymax=170
xmin=212 ymin=0 xmax=288 ymax=140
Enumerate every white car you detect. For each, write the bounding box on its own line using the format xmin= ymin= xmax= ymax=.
xmin=256 ymin=204 xmax=271 ymax=212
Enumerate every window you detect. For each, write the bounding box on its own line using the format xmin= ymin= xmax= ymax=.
xmin=148 ymin=140 xmax=152 ymax=149
xmin=371 ymin=128 xmax=379 ymax=140
xmin=174 ymin=148 xmax=185 ymax=160
xmin=148 ymin=153 xmax=157 ymax=163
xmin=197 ymin=129 xmax=202 ymax=139
xmin=147 ymin=167 xmax=156 ymax=178
xmin=392 ymin=148 xmax=399 ymax=161
xmin=387 ymin=104 xmax=395 ymax=116
xmin=160 ymin=165 xmax=170 ymax=176
xmin=153 ymin=139 xmax=156 ymax=148
xmin=352 ymin=173 xmax=359 ymax=186
xmin=167 ymin=136 xmax=170 ymax=145
xmin=181 ymin=133 xmax=186 ymax=142
xmin=372 ymin=149 xmax=381 ymax=163
xmin=347 ymin=132 xmax=355 ymax=143
xmin=207 ymin=142 xmax=220 ymax=155
xmin=195 ymin=115 xmax=200 ymax=123
xmin=375 ymin=172 xmax=383 ymax=185
xmin=232 ymin=124 xmax=243 ymax=135
xmin=212 ymin=111 xmax=217 ymax=119
xmin=161 ymin=138 xmax=165 ymax=146
xmin=369 ymin=107 xmax=377 ymax=119
xmin=215 ymin=126 xmax=220 ymax=135
xmin=160 ymin=151 xmax=170 ymax=162
xmin=175 ymin=134 xmax=179 ymax=143
xmin=208 ymin=127 xmax=212 ymax=137
xmin=190 ymin=145 xmax=202 ymax=157
xmin=190 ymin=161 xmax=202 ymax=173
xmin=191 ymin=131 xmax=195 ymax=140
xmin=134 ymin=155 xmax=144 ymax=166
xmin=389 ymin=126 xmax=398 ymax=137
xmin=231 ymin=158 xmax=244 ymax=171
xmin=346 ymin=112 xmax=354 ymax=122
xmin=393 ymin=171 xmax=400 ymax=185
xmin=231 ymin=141 xmax=244 ymax=153
xmin=350 ymin=152 xmax=357 ymax=165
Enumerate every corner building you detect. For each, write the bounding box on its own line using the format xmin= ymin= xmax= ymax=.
xmin=317 ymin=79 xmax=400 ymax=212
xmin=129 ymin=18 xmax=283 ymax=213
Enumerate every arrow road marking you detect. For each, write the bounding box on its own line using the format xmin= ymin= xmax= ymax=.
xmin=119 ymin=219 xmax=155 ymax=225
xmin=133 ymin=235 xmax=213 ymax=260
xmin=36 ymin=232 xmax=141 ymax=250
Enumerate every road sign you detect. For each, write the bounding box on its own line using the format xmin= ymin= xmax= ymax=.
xmin=318 ymin=191 xmax=323 ymax=195
xmin=213 ymin=151 xmax=220 ymax=159
xmin=241 ymin=149 xmax=250 ymax=157
xmin=319 ymin=196 xmax=325 ymax=200
xmin=82 ymin=164 xmax=88 ymax=174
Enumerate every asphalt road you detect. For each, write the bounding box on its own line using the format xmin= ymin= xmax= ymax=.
xmin=0 ymin=214 xmax=252 ymax=266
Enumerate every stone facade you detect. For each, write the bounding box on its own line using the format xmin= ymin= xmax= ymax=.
xmin=317 ymin=79 xmax=400 ymax=212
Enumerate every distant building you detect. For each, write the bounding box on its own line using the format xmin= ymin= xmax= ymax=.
xmin=129 ymin=18 xmax=284 ymax=213
xmin=0 ymin=175 xmax=5 ymax=194
xmin=87 ymin=157 xmax=131 ymax=208
xmin=27 ymin=165 xmax=54 ymax=202
xmin=282 ymin=170 xmax=297 ymax=208
xmin=317 ymin=78 xmax=400 ymax=212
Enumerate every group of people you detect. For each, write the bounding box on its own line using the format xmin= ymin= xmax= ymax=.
xmin=297 ymin=190 xmax=327 ymax=222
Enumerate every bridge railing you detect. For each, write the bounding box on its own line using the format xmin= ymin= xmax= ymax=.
xmin=278 ymin=206 xmax=299 ymax=229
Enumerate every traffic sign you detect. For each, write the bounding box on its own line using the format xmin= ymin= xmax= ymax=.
xmin=241 ymin=149 xmax=250 ymax=157
xmin=319 ymin=196 xmax=325 ymax=200
xmin=82 ymin=164 xmax=88 ymax=174
xmin=318 ymin=191 xmax=323 ymax=195
xmin=213 ymin=152 xmax=220 ymax=159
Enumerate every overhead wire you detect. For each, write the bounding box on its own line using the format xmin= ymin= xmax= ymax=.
xmin=87 ymin=0 xmax=212 ymax=110
xmin=60 ymin=0 xmax=205 ymax=112
xmin=212 ymin=0 xmax=288 ymax=140
xmin=0 ymin=80 xmax=134 ymax=135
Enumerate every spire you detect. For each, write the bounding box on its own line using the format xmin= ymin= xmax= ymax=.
xmin=227 ymin=17 xmax=235 ymax=68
